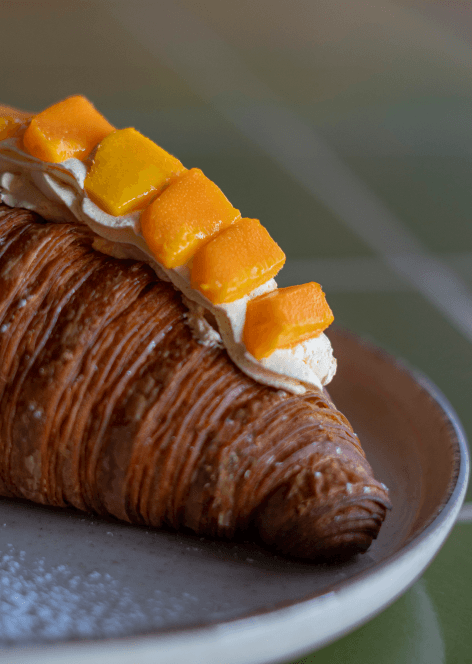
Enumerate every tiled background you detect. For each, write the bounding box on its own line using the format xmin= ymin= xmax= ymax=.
xmin=2 ymin=1 xmax=471 ymax=662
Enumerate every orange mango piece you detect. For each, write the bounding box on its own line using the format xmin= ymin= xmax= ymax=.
xmin=243 ymin=282 xmax=334 ymax=360
xmin=191 ymin=218 xmax=285 ymax=304
xmin=140 ymin=168 xmax=241 ymax=268
xmin=0 ymin=104 xmax=33 ymax=140
xmin=22 ymin=95 xmax=114 ymax=163
xmin=84 ymin=128 xmax=186 ymax=217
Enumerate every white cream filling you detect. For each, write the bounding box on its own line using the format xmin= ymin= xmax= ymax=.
xmin=0 ymin=135 xmax=336 ymax=394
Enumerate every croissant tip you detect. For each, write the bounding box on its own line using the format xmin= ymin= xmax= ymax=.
xmin=255 ymin=491 xmax=390 ymax=562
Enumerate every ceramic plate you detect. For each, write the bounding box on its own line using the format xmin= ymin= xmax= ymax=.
xmin=0 ymin=329 xmax=469 ymax=664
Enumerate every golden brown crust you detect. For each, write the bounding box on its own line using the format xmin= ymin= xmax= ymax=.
xmin=0 ymin=205 xmax=391 ymax=559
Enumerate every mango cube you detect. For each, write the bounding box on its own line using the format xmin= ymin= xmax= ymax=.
xmin=84 ymin=128 xmax=186 ymax=217
xmin=140 ymin=168 xmax=240 ymax=268
xmin=22 ymin=95 xmax=114 ymax=163
xmin=243 ymin=282 xmax=334 ymax=360
xmin=0 ymin=104 xmax=33 ymax=141
xmin=191 ymin=218 xmax=285 ymax=304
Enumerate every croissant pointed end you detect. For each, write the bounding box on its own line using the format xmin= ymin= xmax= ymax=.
xmin=255 ymin=486 xmax=391 ymax=562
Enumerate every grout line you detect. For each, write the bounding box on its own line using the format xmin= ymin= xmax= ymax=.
xmin=109 ymin=0 xmax=472 ymax=345
xmin=457 ymin=503 xmax=472 ymax=523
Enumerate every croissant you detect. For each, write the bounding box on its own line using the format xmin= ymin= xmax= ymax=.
xmin=0 ymin=204 xmax=391 ymax=560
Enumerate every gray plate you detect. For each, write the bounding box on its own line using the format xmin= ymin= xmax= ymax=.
xmin=0 ymin=329 xmax=469 ymax=664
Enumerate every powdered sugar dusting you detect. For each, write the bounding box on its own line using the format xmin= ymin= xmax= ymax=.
xmin=0 ymin=544 xmax=201 ymax=644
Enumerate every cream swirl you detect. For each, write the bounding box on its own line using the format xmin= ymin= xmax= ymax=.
xmin=0 ymin=135 xmax=336 ymax=394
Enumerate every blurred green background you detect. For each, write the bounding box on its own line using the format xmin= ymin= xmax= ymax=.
xmin=1 ymin=1 xmax=471 ymax=662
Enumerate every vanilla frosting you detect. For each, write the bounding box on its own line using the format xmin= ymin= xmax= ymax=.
xmin=0 ymin=133 xmax=336 ymax=394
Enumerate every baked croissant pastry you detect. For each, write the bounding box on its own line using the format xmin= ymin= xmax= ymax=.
xmin=0 ymin=204 xmax=391 ymax=560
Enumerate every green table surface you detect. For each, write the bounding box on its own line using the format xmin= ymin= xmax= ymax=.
xmin=2 ymin=1 xmax=471 ymax=662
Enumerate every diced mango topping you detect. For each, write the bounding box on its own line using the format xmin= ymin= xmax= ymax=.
xmin=2 ymin=93 xmax=336 ymax=369
xmin=140 ymin=168 xmax=241 ymax=268
xmin=22 ymin=95 xmax=114 ymax=163
xmin=0 ymin=104 xmax=33 ymax=140
xmin=243 ymin=282 xmax=334 ymax=359
xmin=191 ymin=218 xmax=285 ymax=304
xmin=84 ymin=128 xmax=186 ymax=216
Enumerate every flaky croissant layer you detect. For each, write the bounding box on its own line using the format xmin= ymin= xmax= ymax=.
xmin=0 ymin=205 xmax=390 ymax=560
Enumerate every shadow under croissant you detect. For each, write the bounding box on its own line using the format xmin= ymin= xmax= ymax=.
xmin=0 ymin=204 xmax=391 ymax=562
